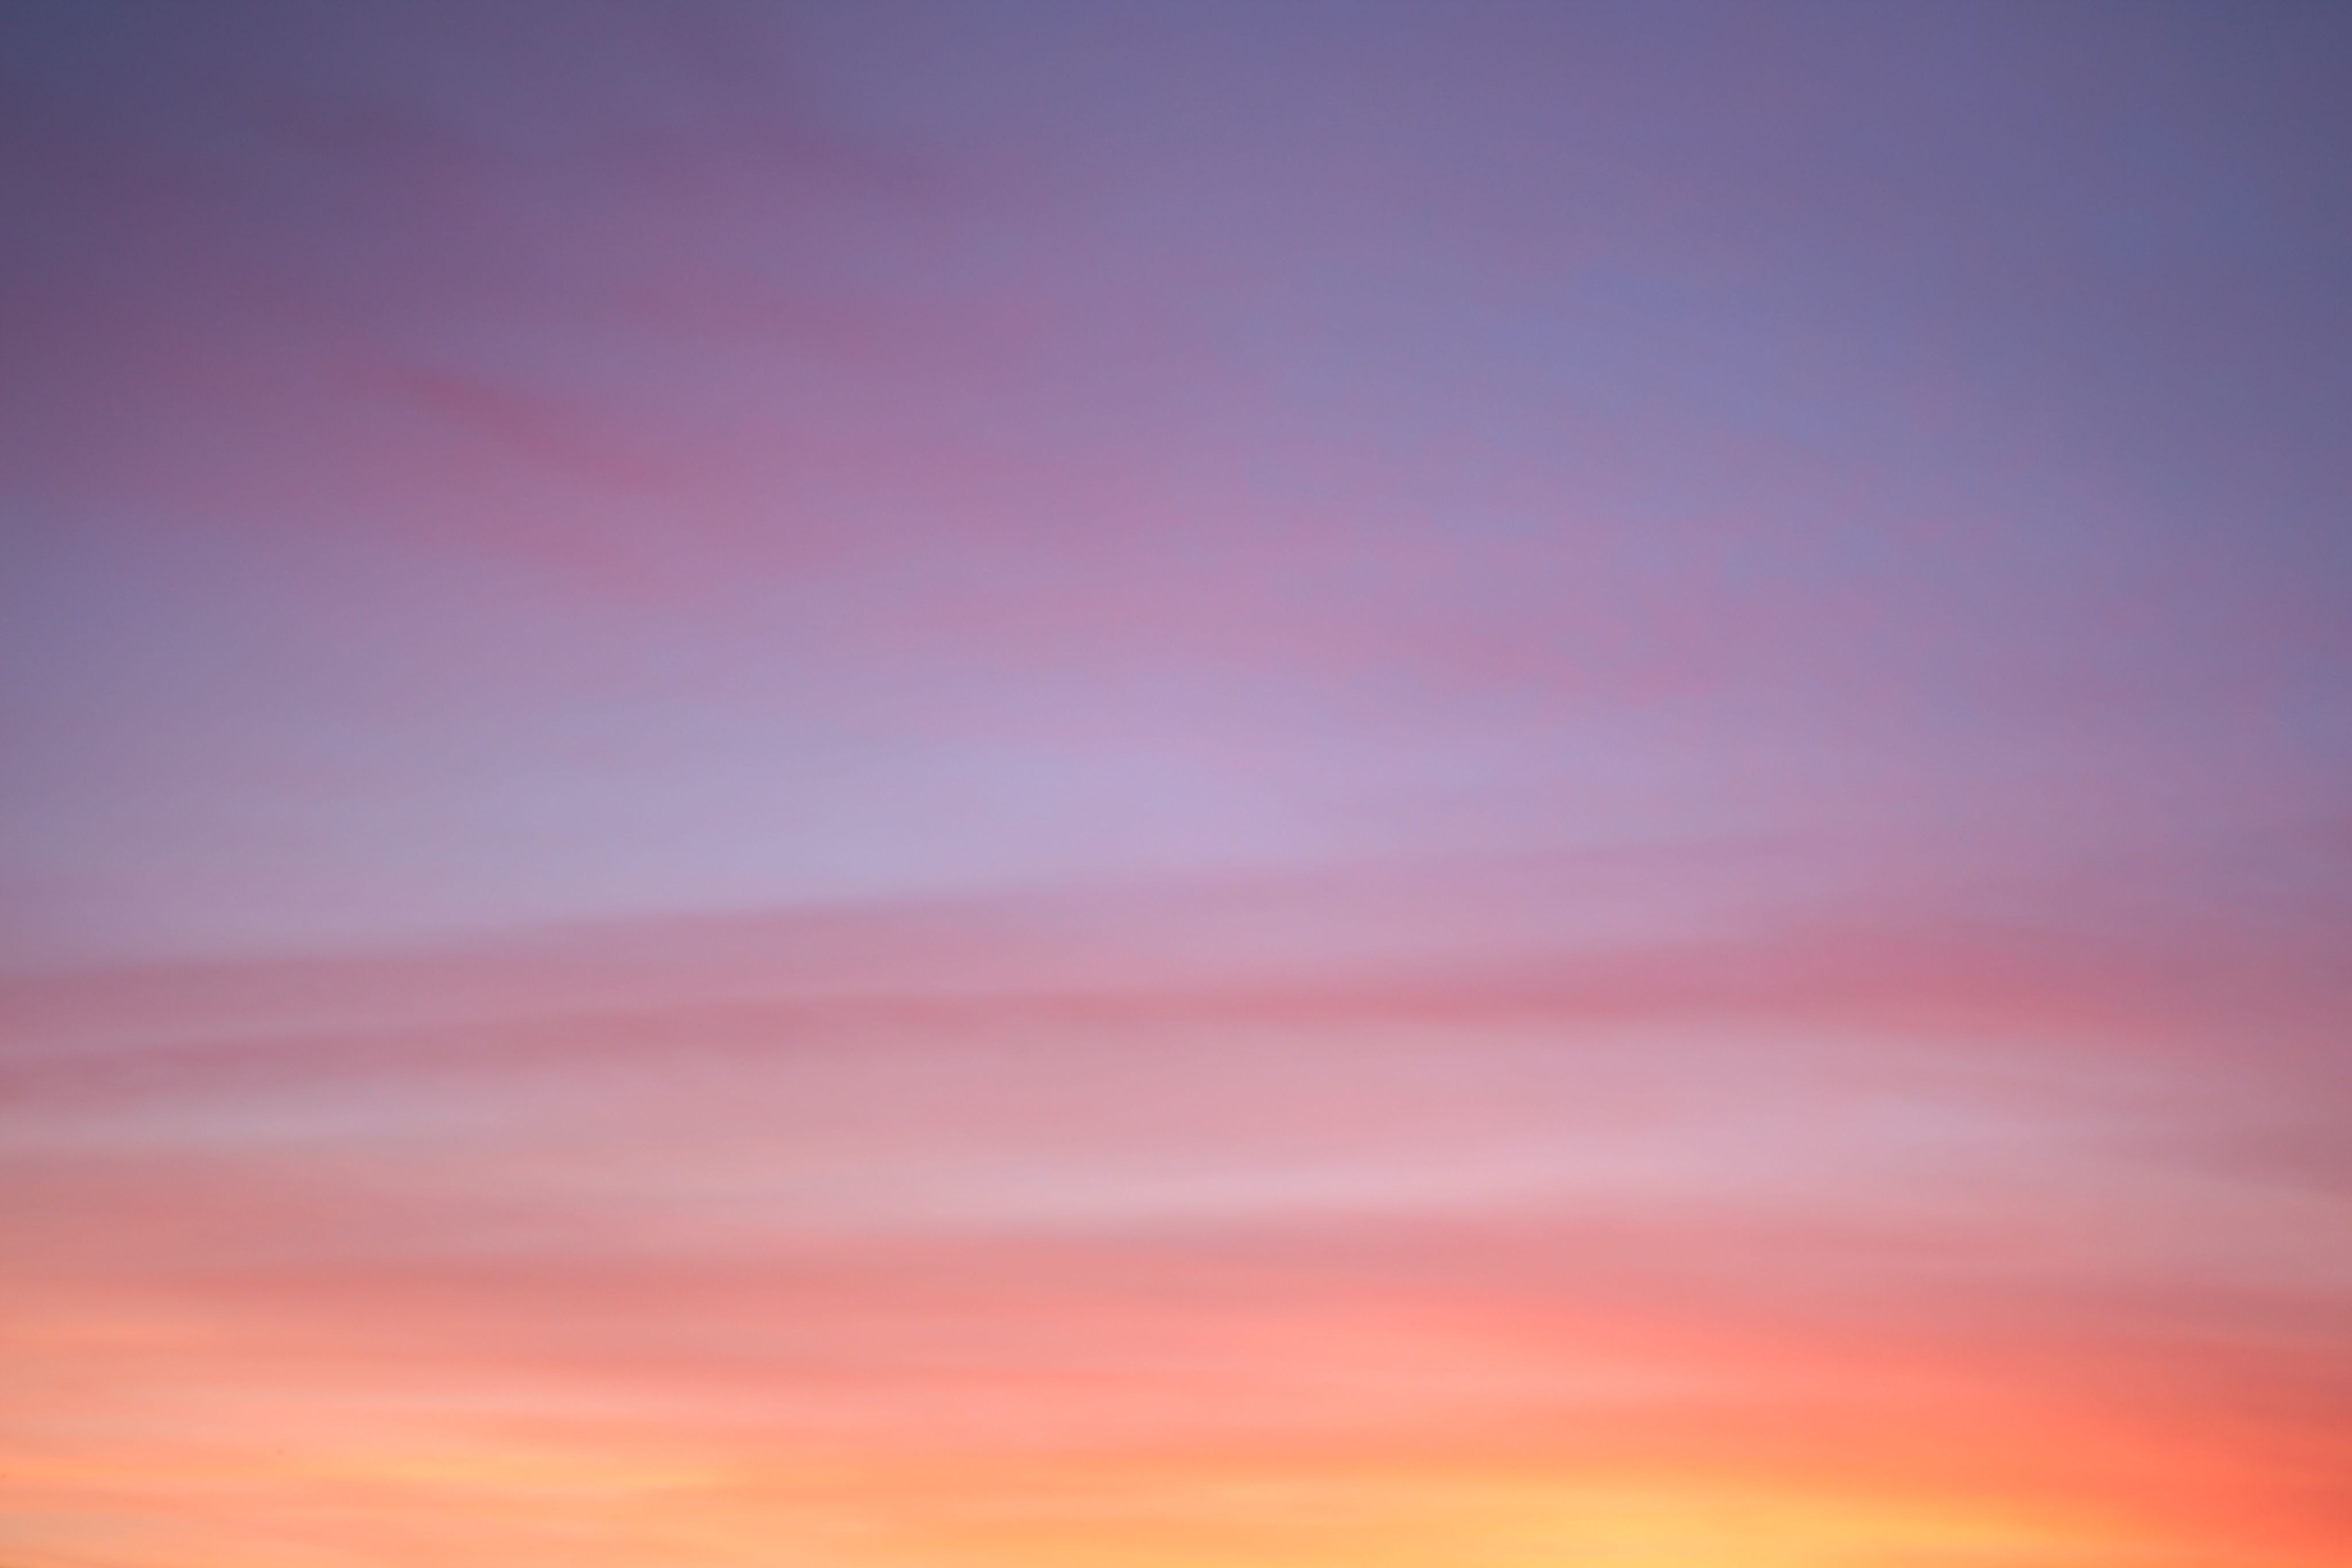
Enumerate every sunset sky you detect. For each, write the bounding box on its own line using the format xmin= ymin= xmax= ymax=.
xmin=4 ymin=2 xmax=2350 ymax=1565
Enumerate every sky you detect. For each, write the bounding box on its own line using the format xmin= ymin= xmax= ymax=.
xmin=2 ymin=2 xmax=2349 ymax=1564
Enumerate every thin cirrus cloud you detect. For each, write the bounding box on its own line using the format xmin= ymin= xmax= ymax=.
xmin=6 ymin=882 xmax=2350 ymax=1565
xmin=3 ymin=1 xmax=2350 ymax=1565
